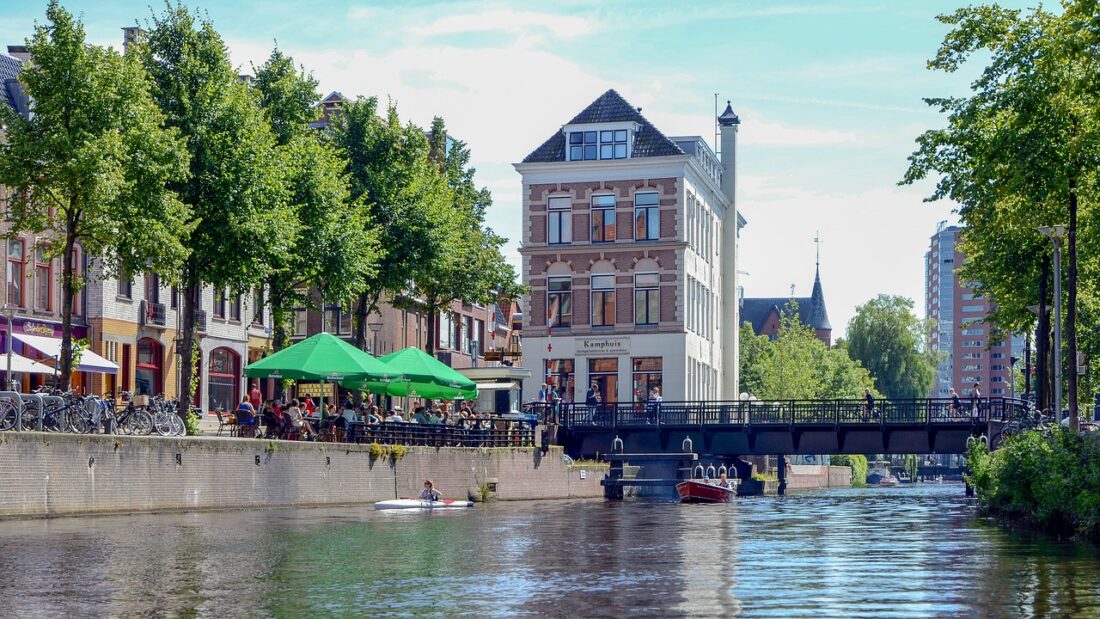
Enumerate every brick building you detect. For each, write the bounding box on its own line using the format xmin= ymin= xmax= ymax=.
xmin=740 ymin=265 xmax=832 ymax=346
xmin=925 ymin=222 xmax=1023 ymax=397
xmin=515 ymin=90 xmax=745 ymax=404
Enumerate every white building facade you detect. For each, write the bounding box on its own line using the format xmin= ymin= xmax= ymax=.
xmin=516 ymin=90 xmax=744 ymax=405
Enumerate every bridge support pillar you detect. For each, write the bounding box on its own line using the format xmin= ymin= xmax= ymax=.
xmin=606 ymin=460 xmax=624 ymax=500
xmin=777 ymin=454 xmax=788 ymax=496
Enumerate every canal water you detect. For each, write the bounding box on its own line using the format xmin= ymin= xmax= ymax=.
xmin=1 ymin=484 xmax=1097 ymax=618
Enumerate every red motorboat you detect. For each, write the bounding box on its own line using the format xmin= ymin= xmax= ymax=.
xmin=676 ymin=480 xmax=735 ymax=503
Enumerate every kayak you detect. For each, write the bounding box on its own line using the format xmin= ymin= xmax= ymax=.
xmin=374 ymin=498 xmax=474 ymax=511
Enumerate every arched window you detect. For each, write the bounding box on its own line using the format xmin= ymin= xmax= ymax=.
xmin=135 ymin=338 xmax=163 ymax=396
xmin=208 ymin=347 xmax=240 ymax=413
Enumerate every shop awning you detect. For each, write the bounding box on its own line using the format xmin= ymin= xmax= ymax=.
xmin=13 ymin=333 xmax=119 ymax=374
xmin=2 ymin=352 xmax=58 ymax=374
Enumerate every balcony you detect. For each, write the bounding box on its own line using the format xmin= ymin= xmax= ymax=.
xmin=140 ymin=300 xmax=167 ymax=327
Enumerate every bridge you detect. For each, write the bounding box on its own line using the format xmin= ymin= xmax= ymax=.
xmin=530 ymin=397 xmax=1028 ymax=458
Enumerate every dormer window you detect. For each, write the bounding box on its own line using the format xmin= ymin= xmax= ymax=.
xmin=568 ymin=128 xmax=629 ymax=161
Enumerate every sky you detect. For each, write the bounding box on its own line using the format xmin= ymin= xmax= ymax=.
xmin=0 ymin=0 xmax=1038 ymax=335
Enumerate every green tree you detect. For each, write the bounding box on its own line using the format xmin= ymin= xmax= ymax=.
xmin=252 ymin=49 xmax=377 ymax=350
xmin=742 ymin=302 xmax=875 ymax=401
xmin=0 ymin=2 xmax=190 ymax=389
xmin=416 ymin=117 xmax=523 ymax=355
xmin=330 ymin=98 xmax=452 ymax=350
xmin=141 ymin=4 xmax=294 ymax=413
xmin=846 ymin=295 xmax=937 ymax=399
xmin=903 ymin=3 xmax=1100 ymax=429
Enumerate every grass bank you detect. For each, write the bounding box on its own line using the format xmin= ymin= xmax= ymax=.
xmin=967 ymin=427 xmax=1100 ymax=541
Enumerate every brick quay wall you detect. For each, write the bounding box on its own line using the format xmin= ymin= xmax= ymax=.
xmin=0 ymin=432 xmax=606 ymax=519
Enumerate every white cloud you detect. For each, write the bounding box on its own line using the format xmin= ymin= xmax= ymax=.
xmin=413 ymin=10 xmax=595 ymax=39
xmin=738 ymin=180 xmax=957 ymax=334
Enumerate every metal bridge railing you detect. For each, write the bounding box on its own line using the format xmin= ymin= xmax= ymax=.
xmin=528 ymin=397 xmax=1031 ymax=430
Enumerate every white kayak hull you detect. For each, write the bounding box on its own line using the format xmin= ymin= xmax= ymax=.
xmin=374 ymin=499 xmax=474 ymax=511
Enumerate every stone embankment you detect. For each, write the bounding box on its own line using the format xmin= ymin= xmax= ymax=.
xmin=0 ymin=432 xmax=606 ymax=518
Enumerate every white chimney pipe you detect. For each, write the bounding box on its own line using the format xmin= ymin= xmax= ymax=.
xmin=718 ymin=101 xmax=740 ymax=400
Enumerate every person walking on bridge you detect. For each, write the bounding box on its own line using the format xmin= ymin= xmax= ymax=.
xmin=864 ymin=388 xmax=876 ymax=420
xmin=970 ymin=383 xmax=982 ymax=421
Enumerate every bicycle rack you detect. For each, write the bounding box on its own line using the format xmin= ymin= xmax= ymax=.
xmin=0 ymin=391 xmax=22 ymax=431
xmin=22 ymin=393 xmax=43 ymax=431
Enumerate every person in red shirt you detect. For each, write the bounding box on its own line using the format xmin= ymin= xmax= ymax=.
xmin=248 ymin=383 xmax=262 ymax=411
xmin=303 ymin=393 xmax=316 ymax=416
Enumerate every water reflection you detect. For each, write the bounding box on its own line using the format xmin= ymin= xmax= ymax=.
xmin=0 ymin=485 xmax=1096 ymax=617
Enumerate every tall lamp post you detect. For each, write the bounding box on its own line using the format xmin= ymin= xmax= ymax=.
xmin=1 ymin=304 xmax=15 ymax=391
xmin=1038 ymin=225 xmax=1066 ymax=423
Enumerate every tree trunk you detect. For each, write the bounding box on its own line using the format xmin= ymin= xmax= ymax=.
xmin=58 ymin=227 xmax=77 ymax=391
xmin=353 ymin=291 xmax=369 ymax=351
xmin=268 ymin=274 xmax=288 ymax=352
xmin=425 ymin=305 xmax=438 ymax=356
xmin=177 ymin=269 xmax=197 ymax=419
xmin=1036 ymin=252 xmax=1050 ymax=413
xmin=1067 ymin=184 xmax=1079 ymax=431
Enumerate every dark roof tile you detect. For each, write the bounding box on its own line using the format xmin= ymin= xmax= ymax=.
xmin=522 ymin=89 xmax=683 ymax=163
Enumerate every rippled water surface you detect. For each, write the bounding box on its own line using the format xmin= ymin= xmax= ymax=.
xmin=1 ymin=484 xmax=1098 ymax=618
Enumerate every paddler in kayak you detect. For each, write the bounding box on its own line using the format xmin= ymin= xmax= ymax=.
xmin=418 ymin=479 xmax=441 ymax=502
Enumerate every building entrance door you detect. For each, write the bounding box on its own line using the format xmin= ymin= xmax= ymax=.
xmin=588 ymin=357 xmax=619 ymax=404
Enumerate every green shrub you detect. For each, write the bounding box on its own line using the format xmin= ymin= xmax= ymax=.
xmin=968 ymin=428 xmax=1100 ymax=540
xmin=831 ymin=454 xmax=867 ymax=487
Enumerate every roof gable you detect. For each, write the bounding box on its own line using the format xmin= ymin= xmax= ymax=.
xmin=522 ymin=89 xmax=683 ymax=163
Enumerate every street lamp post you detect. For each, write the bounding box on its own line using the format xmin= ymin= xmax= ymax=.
xmin=1038 ymin=225 xmax=1066 ymax=423
xmin=1 ymin=304 xmax=15 ymax=391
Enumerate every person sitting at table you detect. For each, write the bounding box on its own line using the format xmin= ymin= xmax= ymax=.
xmin=413 ymin=406 xmax=429 ymax=424
xmin=260 ymin=403 xmax=277 ymax=438
xmin=366 ymin=405 xmax=380 ymax=424
xmin=286 ymin=399 xmax=316 ymax=439
xmin=387 ymin=407 xmax=404 ymax=422
xmin=236 ymin=396 xmax=257 ymax=437
xmin=419 ymin=479 xmax=441 ymax=502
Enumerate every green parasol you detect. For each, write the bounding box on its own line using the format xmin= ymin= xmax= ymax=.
xmin=244 ymin=332 xmax=401 ymax=383
xmin=343 ymin=347 xmax=477 ymax=399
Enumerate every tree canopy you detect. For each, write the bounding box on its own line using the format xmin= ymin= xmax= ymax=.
xmin=739 ymin=304 xmax=875 ymax=401
xmin=845 ymin=295 xmax=937 ymax=400
xmin=0 ymin=1 xmax=190 ymax=388
xmin=141 ymin=2 xmax=295 ymax=410
xmin=252 ymin=48 xmax=377 ymax=349
xmin=903 ymin=2 xmax=1100 ymax=428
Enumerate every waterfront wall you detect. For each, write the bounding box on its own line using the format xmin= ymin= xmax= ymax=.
xmin=788 ymin=464 xmax=853 ymax=490
xmin=0 ymin=433 xmax=606 ymax=519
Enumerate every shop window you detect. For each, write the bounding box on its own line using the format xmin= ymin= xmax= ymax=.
xmin=545 ymin=359 xmax=575 ymax=401
xmin=135 ymin=338 xmax=163 ymax=397
xmin=208 ymin=347 xmax=240 ymax=413
xmin=588 ymin=357 xmax=618 ymax=404
xmin=632 ymin=357 xmax=663 ymax=403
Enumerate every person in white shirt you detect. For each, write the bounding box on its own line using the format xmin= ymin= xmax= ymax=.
xmin=387 ymin=407 xmax=404 ymax=422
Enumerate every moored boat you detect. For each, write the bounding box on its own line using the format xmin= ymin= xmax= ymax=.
xmin=676 ymin=480 xmax=735 ymax=503
xmin=374 ymin=499 xmax=474 ymax=510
